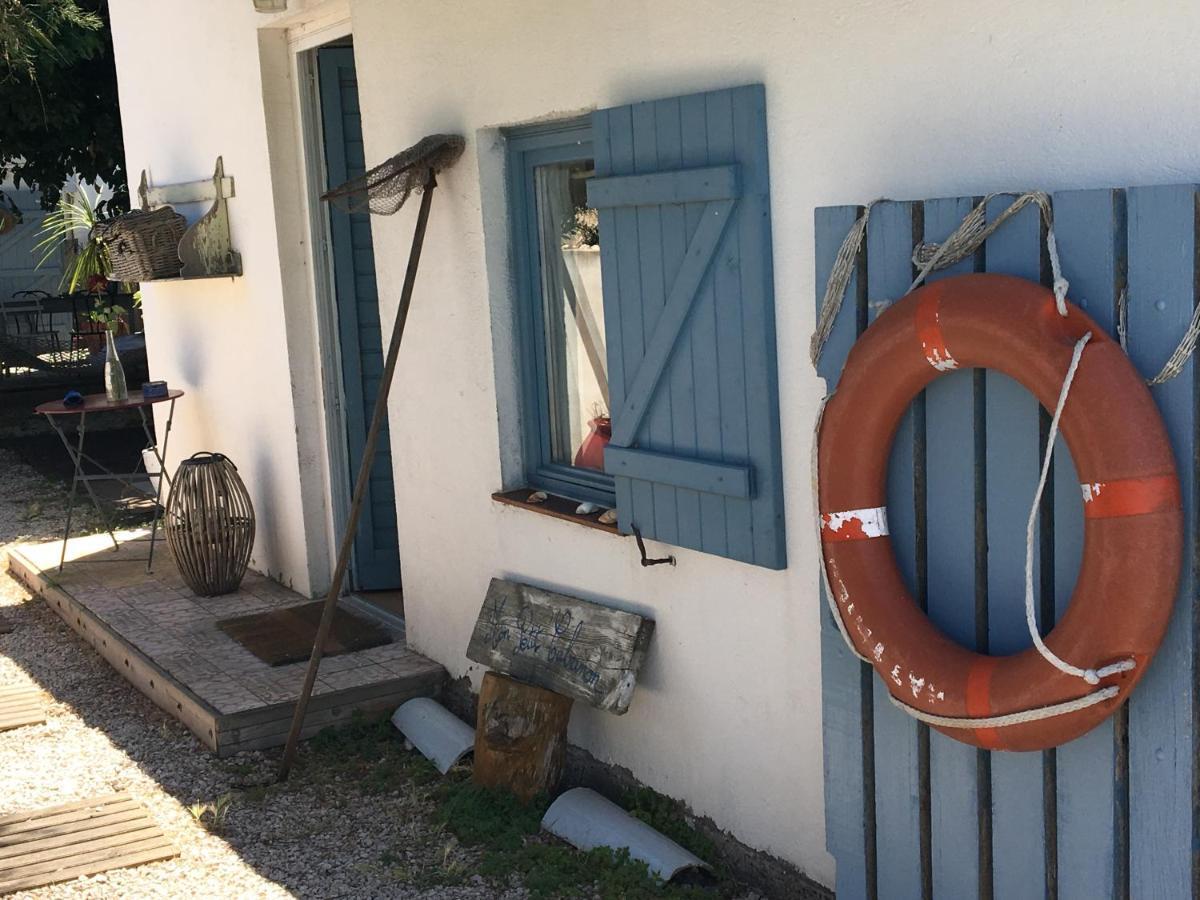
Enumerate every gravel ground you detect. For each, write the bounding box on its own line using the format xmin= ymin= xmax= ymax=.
xmin=0 ymin=448 xmax=524 ymax=899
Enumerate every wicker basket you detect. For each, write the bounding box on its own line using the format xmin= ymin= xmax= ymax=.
xmin=96 ymin=207 xmax=186 ymax=282
xmin=165 ymin=452 xmax=256 ymax=596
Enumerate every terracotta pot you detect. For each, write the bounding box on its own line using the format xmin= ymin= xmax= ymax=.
xmin=573 ymin=416 xmax=611 ymax=471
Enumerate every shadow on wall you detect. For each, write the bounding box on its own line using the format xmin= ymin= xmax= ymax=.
xmin=249 ymin=445 xmax=289 ymax=591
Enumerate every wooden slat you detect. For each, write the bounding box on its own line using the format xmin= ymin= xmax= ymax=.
xmin=816 ymin=203 xmax=872 ymax=900
xmin=599 ymin=102 xmax=652 ymax=543
xmin=982 ymin=197 xmax=1047 ymax=899
xmin=923 ymin=196 xmax=985 ymax=900
xmin=1125 ymin=184 xmax=1197 ymax=899
xmin=866 ymin=200 xmax=928 ymax=900
xmin=706 ymin=88 xmax=754 ymax=565
xmin=465 ymin=578 xmax=654 ymax=714
xmin=603 ymin=447 xmax=752 ymax=498
xmin=680 ymin=91 xmax=727 ymax=559
xmin=631 ymin=97 xmax=679 ymax=548
xmin=0 ymin=810 xmax=148 ymax=851
xmin=0 ymin=793 xmax=175 ymax=895
xmin=0 ymin=824 xmax=162 ymax=864
xmin=1051 ymin=187 xmax=1122 ymax=900
xmin=656 ymin=95 xmax=703 ymax=553
xmin=0 ymin=839 xmax=175 ymax=895
xmin=733 ymin=84 xmax=786 ymax=568
xmin=0 ymin=795 xmax=131 ymax=830
xmin=607 ymin=197 xmax=735 ymax=449
xmin=0 ymin=687 xmax=45 ymax=733
xmin=587 ymin=164 xmax=740 ymax=208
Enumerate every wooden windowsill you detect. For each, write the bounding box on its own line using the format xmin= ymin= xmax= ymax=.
xmin=491 ymin=488 xmax=620 ymax=536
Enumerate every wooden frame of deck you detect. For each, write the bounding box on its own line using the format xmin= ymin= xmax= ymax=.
xmin=6 ymin=542 xmax=443 ymax=756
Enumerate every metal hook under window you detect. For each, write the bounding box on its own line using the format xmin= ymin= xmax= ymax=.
xmin=631 ymin=525 xmax=675 ymax=568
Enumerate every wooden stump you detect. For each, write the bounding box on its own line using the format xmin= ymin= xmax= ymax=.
xmin=473 ymin=672 xmax=573 ymax=802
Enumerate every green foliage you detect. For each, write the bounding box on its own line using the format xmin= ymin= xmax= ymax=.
xmin=0 ymin=0 xmax=100 ymax=82
xmin=434 ymin=780 xmax=546 ymax=851
xmin=187 ymin=793 xmax=234 ymax=834
xmin=623 ymin=786 xmax=717 ymax=863
xmin=33 ymin=189 xmax=109 ymax=292
xmin=0 ymin=1 xmax=126 ymax=209
xmin=298 ymin=716 xmax=734 ymax=899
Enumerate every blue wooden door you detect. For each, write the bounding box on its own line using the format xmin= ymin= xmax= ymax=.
xmin=817 ymin=186 xmax=1197 ymax=899
xmin=318 ymin=47 xmax=401 ymax=591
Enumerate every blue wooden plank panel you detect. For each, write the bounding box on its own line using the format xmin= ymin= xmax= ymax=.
xmin=865 ymin=200 xmax=926 ymax=900
xmin=923 ymin=196 xmax=983 ymax=900
xmin=816 ymin=204 xmax=872 ymax=900
xmin=318 ymin=46 xmax=398 ymax=590
xmin=706 ymin=89 xmax=754 ymax=564
xmin=605 ymin=105 xmax=657 ymax=540
xmin=655 ymin=97 xmax=703 ymax=552
xmin=630 ymin=99 xmax=679 ymax=547
xmin=982 ymin=198 xmax=1046 ymax=900
xmin=1051 ymin=187 xmax=1122 ymax=900
xmin=733 ymin=84 xmax=786 ymax=568
xmin=680 ymin=92 xmax=728 ymax=557
xmin=1125 ymin=184 xmax=1196 ymax=900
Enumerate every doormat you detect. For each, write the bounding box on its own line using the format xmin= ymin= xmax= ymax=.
xmin=217 ymin=600 xmax=394 ymax=667
xmin=0 ymin=612 xmax=11 ymax=635
xmin=0 ymin=793 xmax=177 ymax=895
xmin=0 ymin=687 xmax=46 ymax=734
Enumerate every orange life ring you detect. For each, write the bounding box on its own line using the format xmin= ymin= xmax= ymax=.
xmin=817 ymin=273 xmax=1182 ymax=751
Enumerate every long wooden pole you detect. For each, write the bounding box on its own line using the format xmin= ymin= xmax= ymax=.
xmin=278 ymin=173 xmax=438 ymax=780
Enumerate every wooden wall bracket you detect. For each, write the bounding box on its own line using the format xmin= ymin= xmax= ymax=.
xmin=137 ymin=156 xmax=242 ymax=279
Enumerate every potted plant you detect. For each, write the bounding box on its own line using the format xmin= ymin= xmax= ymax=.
xmin=89 ymin=300 xmax=128 ymax=402
xmin=35 ymin=190 xmax=138 ymax=357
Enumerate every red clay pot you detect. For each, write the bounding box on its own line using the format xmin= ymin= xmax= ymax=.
xmin=573 ymin=416 xmax=611 ymax=471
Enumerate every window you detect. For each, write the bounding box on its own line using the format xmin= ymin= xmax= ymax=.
xmin=508 ymin=120 xmax=614 ymax=505
xmin=504 ymin=85 xmax=785 ymax=569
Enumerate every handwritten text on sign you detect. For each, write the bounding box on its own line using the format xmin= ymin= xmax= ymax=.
xmin=465 ymin=579 xmax=655 ymax=714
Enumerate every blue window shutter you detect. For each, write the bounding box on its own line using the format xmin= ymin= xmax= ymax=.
xmin=588 ymin=84 xmax=786 ymax=569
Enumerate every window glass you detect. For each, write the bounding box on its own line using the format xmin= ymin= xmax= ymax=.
xmin=532 ymin=159 xmax=609 ymax=470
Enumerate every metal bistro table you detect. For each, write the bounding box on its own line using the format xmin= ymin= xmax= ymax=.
xmin=35 ymin=389 xmax=183 ymax=572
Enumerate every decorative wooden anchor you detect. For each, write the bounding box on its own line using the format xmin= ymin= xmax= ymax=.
xmin=465 ymin=578 xmax=655 ymax=801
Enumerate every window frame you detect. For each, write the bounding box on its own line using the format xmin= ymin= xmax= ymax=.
xmin=506 ymin=118 xmax=616 ymax=506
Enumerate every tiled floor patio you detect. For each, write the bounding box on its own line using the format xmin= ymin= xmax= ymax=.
xmin=5 ymin=531 xmax=443 ymax=756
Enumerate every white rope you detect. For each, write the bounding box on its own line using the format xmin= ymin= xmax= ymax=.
xmin=1116 ymin=287 xmax=1200 ymax=385
xmin=890 ymin=684 xmax=1120 ymax=729
xmin=1022 ymin=331 xmax=1135 ymax=685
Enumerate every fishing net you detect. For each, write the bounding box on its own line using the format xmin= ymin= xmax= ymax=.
xmin=322 ymin=133 xmax=465 ymax=215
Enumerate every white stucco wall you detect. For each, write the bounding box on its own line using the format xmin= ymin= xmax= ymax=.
xmin=105 ymin=0 xmax=1200 ymax=888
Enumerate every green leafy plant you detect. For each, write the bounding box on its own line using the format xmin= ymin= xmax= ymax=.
xmin=187 ymin=793 xmax=234 ymax=834
xmin=34 ymin=189 xmax=111 ymax=293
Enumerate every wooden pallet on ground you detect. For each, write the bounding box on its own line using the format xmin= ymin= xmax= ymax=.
xmin=0 ymin=794 xmax=177 ymax=895
xmin=0 ymin=687 xmax=46 ymax=733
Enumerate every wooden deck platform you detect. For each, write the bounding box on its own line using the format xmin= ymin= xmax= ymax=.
xmin=6 ymin=533 xmax=444 ymax=756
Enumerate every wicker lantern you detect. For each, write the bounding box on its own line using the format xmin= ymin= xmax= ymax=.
xmin=165 ymin=452 xmax=255 ymax=596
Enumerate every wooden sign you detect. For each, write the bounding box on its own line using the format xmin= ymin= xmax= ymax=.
xmin=466 ymin=578 xmax=655 ymax=714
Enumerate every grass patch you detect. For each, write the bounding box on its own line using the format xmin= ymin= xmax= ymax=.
xmin=297 ymin=715 xmax=736 ymax=898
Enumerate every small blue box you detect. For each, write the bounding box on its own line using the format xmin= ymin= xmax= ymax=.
xmin=142 ymin=380 xmax=169 ymax=400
